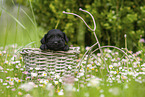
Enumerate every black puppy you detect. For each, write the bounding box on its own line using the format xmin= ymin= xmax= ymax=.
xmin=40 ymin=29 xmax=69 ymax=51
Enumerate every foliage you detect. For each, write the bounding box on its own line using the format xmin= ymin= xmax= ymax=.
xmin=15 ymin=0 xmax=145 ymax=51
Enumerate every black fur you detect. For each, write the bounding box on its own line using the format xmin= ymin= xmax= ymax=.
xmin=40 ymin=29 xmax=69 ymax=51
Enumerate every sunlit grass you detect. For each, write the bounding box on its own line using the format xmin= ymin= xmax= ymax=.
xmin=0 ymin=45 xmax=145 ymax=97
xmin=1 ymin=1 xmax=145 ymax=97
xmin=0 ymin=2 xmax=44 ymax=47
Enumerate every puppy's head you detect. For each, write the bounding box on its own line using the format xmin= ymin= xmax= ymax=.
xmin=40 ymin=29 xmax=69 ymax=51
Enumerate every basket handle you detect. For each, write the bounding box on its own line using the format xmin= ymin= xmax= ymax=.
xmin=63 ymin=8 xmax=96 ymax=32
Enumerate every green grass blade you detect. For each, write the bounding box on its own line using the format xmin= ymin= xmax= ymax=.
xmin=2 ymin=7 xmax=26 ymax=30
xmin=29 ymin=0 xmax=37 ymax=26
xmin=4 ymin=24 xmax=9 ymax=48
xmin=21 ymin=8 xmax=36 ymax=27
xmin=11 ymin=0 xmax=16 ymax=6
xmin=15 ymin=41 xmax=36 ymax=54
xmin=14 ymin=4 xmax=20 ymax=44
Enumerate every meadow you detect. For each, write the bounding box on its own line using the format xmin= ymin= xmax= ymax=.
xmin=0 ymin=44 xmax=145 ymax=97
xmin=1 ymin=1 xmax=145 ymax=97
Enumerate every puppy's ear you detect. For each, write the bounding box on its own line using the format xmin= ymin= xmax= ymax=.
xmin=63 ymin=32 xmax=69 ymax=43
xmin=40 ymin=34 xmax=47 ymax=44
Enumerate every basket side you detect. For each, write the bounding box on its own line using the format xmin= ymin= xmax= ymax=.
xmin=20 ymin=47 xmax=80 ymax=79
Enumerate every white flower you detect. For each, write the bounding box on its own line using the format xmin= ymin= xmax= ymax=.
xmin=84 ymin=92 xmax=89 ymax=97
xmin=43 ymin=80 xmax=49 ymax=84
xmin=30 ymin=67 xmax=33 ymax=70
xmin=42 ymin=72 xmax=47 ymax=77
xmin=18 ymin=92 xmax=22 ymax=95
xmin=35 ymin=66 xmax=40 ymax=70
xmin=4 ymin=61 xmax=9 ymax=64
xmin=58 ymin=89 xmax=64 ymax=95
xmin=68 ymin=66 xmax=72 ymax=69
xmin=119 ymin=67 xmax=122 ymax=70
xmin=31 ymin=72 xmax=37 ymax=77
xmin=121 ymin=75 xmax=127 ymax=79
xmin=142 ymin=68 xmax=145 ymax=71
xmin=109 ymin=65 xmax=113 ymax=69
xmin=113 ymin=63 xmax=118 ymax=67
xmin=24 ymin=94 xmax=32 ymax=97
xmin=116 ymin=75 xmax=120 ymax=78
xmin=55 ymin=74 xmax=60 ymax=79
xmin=59 ymin=79 xmax=62 ymax=82
xmin=89 ymin=78 xmax=100 ymax=87
xmin=0 ymin=51 xmax=2 ymax=56
xmin=74 ymin=78 xmax=79 ymax=81
xmin=46 ymin=83 xmax=53 ymax=91
xmin=100 ymin=94 xmax=105 ymax=97
xmin=86 ymin=46 xmax=91 ymax=50
xmin=80 ymin=68 xmax=84 ymax=72
xmin=0 ymin=66 xmax=3 ymax=70
xmin=50 ymin=71 xmax=55 ymax=75
xmin=46 ymin=83 xmax=54 ymax=96
xmin=54 ymin=81 xmax=58 ymax=85
xmin=39 ymin=79 xmax=44 ymax=83
xmin=79 ymin=73 xmax=84 ymax=77
xmin=9 ymin=82 xmax=14 ymax=85
xmin=109 ymin=87 xmax=120 ymax=96
xmin=124 ymin=84 xmax=128 ymax=89
xmin=64 ymin=83 xmax=73 ymax=92
xmin=19 ymin=82 xmax=35 ymax=91
xmin=3 ymin=83 xmax=7 ymax=85
xmin=141 ymin=63 xmax=145 ymax=67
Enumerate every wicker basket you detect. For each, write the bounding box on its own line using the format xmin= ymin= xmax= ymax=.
xmin=20 ymin=47 xmax=80 ymax=79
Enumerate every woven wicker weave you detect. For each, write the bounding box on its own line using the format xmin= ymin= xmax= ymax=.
xmin=20 ymin=47 xmax=80 ymax=79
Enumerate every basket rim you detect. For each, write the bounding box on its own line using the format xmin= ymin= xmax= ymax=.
xmin=20 ymin=47 xmax=80 ymax=55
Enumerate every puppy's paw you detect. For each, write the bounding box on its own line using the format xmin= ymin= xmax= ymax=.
xmin=63 ymin=45 xmax=69 ymax=51
xmin=40 ymin=44 xmax=48 ymax=50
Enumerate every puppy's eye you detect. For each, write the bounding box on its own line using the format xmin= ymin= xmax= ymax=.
xmin=50 ymin=36 xmax=54 ymax=39
xmin=58 ymin=34 xmax=63 ymax=38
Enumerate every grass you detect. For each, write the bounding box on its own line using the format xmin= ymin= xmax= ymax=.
xmin=1 ymin=1 xmax=145 ymax=97
xmin=0 ymin=45 xmax=145 ymax=97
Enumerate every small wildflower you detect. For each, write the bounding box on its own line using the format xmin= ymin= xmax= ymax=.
xmin=109 ymin=87 xmax=120 ymax=96
xmin=9 ymin=82 xmax=14 ymax=85
xmin=89 ymin=78 xmax=100 ymax=87
xmin=141 ymin=68 xmax=145 ymax=71
xmin=19 ymin=57 xmax=22 ymax=60
xmin=42 ymin=72 xmax=47 ymax=77
xmin=3 ymin=83 xmax=7 ymax=85
xmin=68 ymin=65 xmax=72 ymax=69
xmin=0 ymin=66 xmax=3 ymax=70
xmin=55 ymin=74 xmax=60 ymax=79
xmin=86 ymin=46 xmax=91 ymax=50
xmin=92 ymin=67 xmax=94 ymax=70
xmin=84 ymin=92 xmax=89 ymax=97
xmin=54 ymin=81 xmax=58 ymax=85
xmin=139 ymin=38 xmax=145 ymax=43
xmin=109 ymin=65 xmax=113 ymax=69
xmin=18 ymin=92 xmax=22 ymax=95
xmin=96 ymin=69 xmax=98 ymax=72
xmin=0 ymin=51 xmax=2 ymax=56
xmin=31 ymin=72 xmax=37 ymax=77
xmin=24 ymin=94 xmax=32 ymax=97
xmin=35 ymin=67 xmax=40 ymax=70
xmin=58 ymin=89 xmax=64 ymax=95
xmin=100 ymin=94 xmax=105 ymax=97
xmin=19 ymin=82 xmax=35 ymax=91
xmin=4 ymin=61 xmax=9 ymax=64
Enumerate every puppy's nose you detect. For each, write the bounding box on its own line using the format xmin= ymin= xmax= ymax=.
xmin=54 ymin=42 xmax=58 ymax=44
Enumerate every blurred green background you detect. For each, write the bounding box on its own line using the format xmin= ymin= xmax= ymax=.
xmin=1 ymin=0 xmax=145 ymax=51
